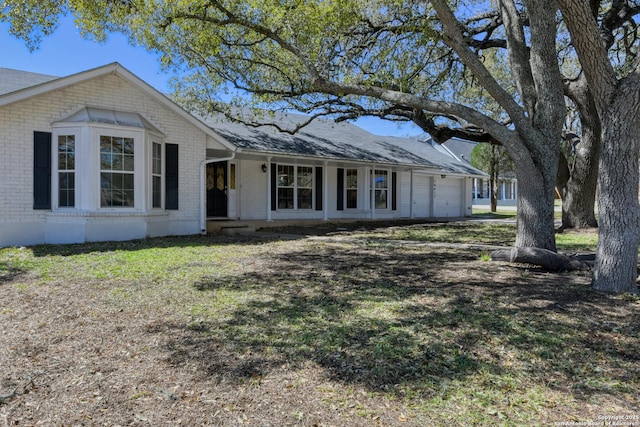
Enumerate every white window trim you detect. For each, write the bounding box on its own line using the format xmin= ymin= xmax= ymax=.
xmin=372 ymin=169 xmax=390 ymax=211
xmin=52 ymin=122 xmax=165 ymax=213
xmin=345 ymin=168 xmax=358 ymax=210
xmin=276 ymin=163 xmax=315 ymax=210
xmin=51 ymin=127 xmax=82 ymax=211
xmin=148 ymin=137 xmax=165 ymax=210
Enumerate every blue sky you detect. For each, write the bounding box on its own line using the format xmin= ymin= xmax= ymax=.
xmin=0 ymin=16 xmax=420 ymax=138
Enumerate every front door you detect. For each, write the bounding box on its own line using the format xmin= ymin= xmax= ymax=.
xmin=206 ymin=161 xmax=228 ymax=217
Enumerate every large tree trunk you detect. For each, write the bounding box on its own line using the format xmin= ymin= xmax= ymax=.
xmin=562 ymin=79 xmax=600 ymax=229
xmin=514 ymin=150 xmax=558 ymax=251
xmin=490 ymin=150 xmax=498 ymax=212
xmin=592 ymin=102 xmax=640 ymax=294
xmin=561 ymin=132 xmax=599 ymax=229
xmin=557 ymin=0 xmax=640 ymax=293
xmin=510 ymin=0 xmax=563 ymax=252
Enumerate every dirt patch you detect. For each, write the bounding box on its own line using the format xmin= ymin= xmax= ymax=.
xmin=0 ymin=228 xmax=638 ymax=426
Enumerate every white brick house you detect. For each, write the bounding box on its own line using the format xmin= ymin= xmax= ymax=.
xmin=0 ymin=63 xmax=485 ymax=247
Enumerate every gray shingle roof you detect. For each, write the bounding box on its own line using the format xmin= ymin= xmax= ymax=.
xmin=432 ymin=137 xmax=477 ymax=164
xmin=202 ymin=112 xmax=485 ymax=176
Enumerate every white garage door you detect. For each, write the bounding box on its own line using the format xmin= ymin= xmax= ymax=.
xmin=412 ymin=174 xmax=432 ymax=218
xmin=435 ymin=177 xmax=463 ymax=217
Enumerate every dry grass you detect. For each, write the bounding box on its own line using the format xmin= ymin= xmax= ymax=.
xmin=1 ymin=222 xmax=638 ymax=426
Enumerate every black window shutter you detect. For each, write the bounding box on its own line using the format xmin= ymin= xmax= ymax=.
xmin=270 ymin=163 xmax=277 ymax=211
xmin=392 ymin=171 xmax=397 ymax=211
xmin=315 ymin=166 xmax=323 ymax=211
xmin=336 ymin=168 xmax=344 ymax=211
xmin=33 ymin=131 xmax=52 ymax=210
xmin=165 ymin=143 xmax=179 ymax=210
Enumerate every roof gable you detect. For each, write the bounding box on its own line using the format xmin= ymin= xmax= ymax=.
xmin=0 ymin=62 xmax=235 ymax=151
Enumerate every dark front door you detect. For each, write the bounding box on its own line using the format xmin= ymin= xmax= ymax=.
xmin=207 ymin=161 xmax=228 ymax=217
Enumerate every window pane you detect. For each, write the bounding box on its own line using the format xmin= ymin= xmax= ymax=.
xmin=277 ymin=165 xmax=294 ymax=187
xmin=375 ymin=189 xmax=387 ymax=209
xmin=58 ymin=135 xmax=75 ymax=170
xmin=375 ymin=170 xmax=388 ymax=188
xmin=152 ymin=142 xmax=162 ymax=175
xmin=229 ymin=164 xmax=236 ymax=190
xmin=123 ymin=154 xmax=134 ymax=172
xmin=347 ymin=189 xmax=357 ymax=209
xmin=101 ymin=173 xmax=113 ymax=207
xmin=123 ymin=138 xmax=134 ymax=155
xmin=297 ymin=166 xmax=313 ymax=188
xmin=58 ymin=172 xmax=75 ymax=207
xmin=298 ymin=188 xmax=313 ymax=209
xmin=112 ymin=154 xmax=124 ymax=171
xmin=101 ymin=136 xmax=135 ymax=170
xmin=346 ymin=169 xmax=357 ymax=188
xmin=278 ymin=188 xmax=294 ymax=209
xmin=100 ymin=136 xmax=112 ymax=153
xmin=123 ymin=173 xmax=134 ymax=190
xmin=152 ymin=176 xmax=161 ymax=208
xmin=101 ymin=172 xmax=134 ymax=207
xmin=100 ymin=153 xmax=113 ymax=169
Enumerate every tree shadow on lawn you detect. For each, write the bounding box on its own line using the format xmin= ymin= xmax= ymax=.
xmin=154 ymin=242 xmax=639 ymax=408
xmin=0 ymin=261 xmax=26 ymax=284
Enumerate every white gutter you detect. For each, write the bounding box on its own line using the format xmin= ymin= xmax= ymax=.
xmin=200 ymin=153 xmax=236 ymax=234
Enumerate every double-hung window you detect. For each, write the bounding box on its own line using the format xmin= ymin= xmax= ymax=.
xmin=374 ymin=170 xmax=388 ymax=209
xmin=297 ymin=166 xmax=313 ymax=209
xmin=152 ymin=142 xmax=162 ymax=208
xmin=100 ymin=135 xmax=135 ymax=207
xmin=57 ymin=135 xmax=75 ymax=207
xmin=346 ymin=168 xmax=358 ymax=209
xmin=277 ymin=164 xmax=314 ymax=209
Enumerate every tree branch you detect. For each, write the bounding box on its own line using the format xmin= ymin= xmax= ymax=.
xmin=557 ymin=0 xmax=617 ymax=113
xmin=498 ymin=0 xmax=536 ymax=118
xmin=430 ymin=0 xmax=531 ymax=136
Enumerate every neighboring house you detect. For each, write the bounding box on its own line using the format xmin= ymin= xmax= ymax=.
xmin=0 ymin=63 xmax=485 ymax=247
xmin=431 ymin=137 xmax=518 ymax=207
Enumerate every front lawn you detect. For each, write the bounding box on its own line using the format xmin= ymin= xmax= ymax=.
xmin=0 ymin=224 xmax=637 ymax=426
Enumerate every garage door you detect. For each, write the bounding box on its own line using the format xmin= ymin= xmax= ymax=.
xmin=435 ymin=177 xmax=463 ymax=217
xmin=412 ymin=174 xmax=432 ymax=218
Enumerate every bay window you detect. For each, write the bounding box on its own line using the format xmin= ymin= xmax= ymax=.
xmin=52 ymin=107 xmax=167 ymax=212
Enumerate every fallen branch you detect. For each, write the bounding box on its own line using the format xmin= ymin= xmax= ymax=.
xmin=491 ymin=247 xmax=592 ymax=272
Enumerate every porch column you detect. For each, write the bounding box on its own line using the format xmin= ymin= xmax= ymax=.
xmin=370 ymin=168 xmax=375 ymax=219
xmin=410 ymin=169 xmax=415 ymax=218
xmin=323 ymin=161 xmax=329 ymax=221
xmin=266 ymin=157 xmax=272 ymax=222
